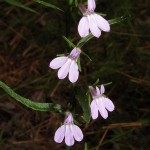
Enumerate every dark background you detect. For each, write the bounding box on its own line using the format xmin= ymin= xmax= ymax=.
xmin=0 ymin=0 xmax=149 ymax=149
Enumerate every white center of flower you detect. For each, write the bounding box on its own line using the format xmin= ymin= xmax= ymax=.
xmin=83 ymin=10 xmax=94 ymax=16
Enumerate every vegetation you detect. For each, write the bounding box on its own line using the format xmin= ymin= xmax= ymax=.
xmin=0 ymin=0 xmax=149 ymax=149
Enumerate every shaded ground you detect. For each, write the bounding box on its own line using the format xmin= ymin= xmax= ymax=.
xmin=0 ymin=0 xmax=150 ymax=149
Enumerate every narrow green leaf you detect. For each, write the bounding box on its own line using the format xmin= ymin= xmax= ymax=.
xmin=76 ymin=88 xmax=91 ymax=123
xmin=56 ymin=53 xmax=66 ymax=57
xmin=5 ymin=0 xmax=38 ymax=13
xmin=93 ymin=78 xmax=99 ymax=86
xmin=77 ymin=34 xmax=94 ymax=48
xmin=109 ymin=15 xmax=128 ymax=25
xmin=103 ymin=82 xmax=112 ymax=86
xmin=77 ymin=56 xmax=82 ymax=72
xmin=84 ymin=142 xmax=88 ymax=150
xmin=0 ymin=81 xmax=62 ymax=112
xmin=81 ymin=51 xmax=92 ymax=61
xmin=33 ymin=0 xmax=63 ymax=12
xmin=62 ymin=36 xmax=75 ymax=48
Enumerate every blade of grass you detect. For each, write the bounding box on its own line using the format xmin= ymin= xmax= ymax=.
xmin=5 ymin=0 xmax=38 ymax=13
xmin=33 ymin=0 xmax=63 ymax=12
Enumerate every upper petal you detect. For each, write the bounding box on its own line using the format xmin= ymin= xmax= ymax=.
xmin=103 ymin=97 xmax=115 ymax=112
xmin=49 ymin=56 xmax=68 ymax=69
xmin=71 ymin=124 xmax=83 ymax=141
xmin=88 ymin=0 xmax=96 ymax=11
xmin=96 ymin=98 xmax=108 ymax=119
xmin=96 ymin=86 xmax=101 ymax=96
xmin=94 ymin=13 xmax=110 ymax=32
xmin=90 ymin=100 xmax=99 ymax=119
xmin=54 ymin=125 xmax=65 ymax=143
xmin=65 ymin=125 xmax=75 ymax=146
xmin=69 ymin=61 xmax=79 ymax=83
xmin=78 ymin=17 xmax=89 ymax=37
xmin=58 ymin=59 xmax=71 ymax=79
xmin=88 ymin=15 xmax=101 ymax=38
xmin=100 ymin=84 xmax=105 ymax=94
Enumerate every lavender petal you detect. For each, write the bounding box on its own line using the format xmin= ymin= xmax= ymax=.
xmin=103 ymin=97 xmax=115 ymax=112
xmin=54 ymin=125 xmax=65 ymax=143
xmin=49 ymin=56 xmax=68 ymax=69
xmin=90 ymin=100 xmax=99 ymax=119
xmin=88 ymin=15 xmax=101 ymax=38
xmin=96 ymin=86 xmax=101 ymax=96
xmin=78 ymin=17 xmax=89 ymax=37
xmin=94 ymin=13 xmax=110 ymax=32
xmin=97 ymin=98 xmax=108 ymax=119
xmin=65 ymin=125 xmax=75 ymax=146
xmin=71 ymin=124 xmax=83 ymax=141
xmin=88 ymin=0 xmax=96 ymax=11
xmin=100 ymin=84 xmax=105 ymax=94
xmin=58 ymin=59 xmax=71 ymax=79
xmin=69 ymin=61 xmax=79 ymax=83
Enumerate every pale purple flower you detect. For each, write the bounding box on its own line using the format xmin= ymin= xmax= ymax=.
xmin=89 ymin=85 xmax=115 ymax=119
xmin=49 ymin=48 xmax=81 ymax=83
xmin=54 ymin=112 xmax=83 ymax=146
xmin=78 ymin=0 xmax=110 ymax=38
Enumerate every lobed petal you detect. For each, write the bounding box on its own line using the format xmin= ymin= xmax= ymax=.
xmin=78 ymin=17 xmax=89 ymax=37
xmin=71 ymin=124 xmax=83 ymax=141
xmin=90 ymin=100 xmax=99 ymax=119
xmin=54 ymin=125 xmax=65 ymax=143
xmin=94 ymin=13 xmax=110 ymax=32
xmin=69 ymin=61 xmax=79 ymax=83
xmin=103 ymin=97 xmax=115 ymax=112
xmin=49 ymin=56 xmax=68 ymax=69
xmin=97 ymin=98 xmax=108 ymax=119
xmin=58 ymin=59 xmax=71 ymax=79
xmin=65 ymin=125 xmax=75 ymax=146
xmin=88 ymin=15 xmax=101 ymax=38
xmin=88 ymin=0 xmax=96 ymax=11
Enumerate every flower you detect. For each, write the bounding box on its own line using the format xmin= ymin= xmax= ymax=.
xmin=78 ymin=0 xmax=110 ymax=38
xmin=89 ymin=85 xmax=115 ymax=119
xmin=49 ymin=47 xmax=81 ymax=83
xmin=54 ymin=112 xmax=83 ymax=146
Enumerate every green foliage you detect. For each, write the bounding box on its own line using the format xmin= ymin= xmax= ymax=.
xmin=108 ymin=15 xmax=129 ymax=25
xmin=0 ymin=0 xmax=149 ymax=149
xmin=77 ymin=34 xmax=94 ymax=48
xmin=33 ymin=0 xmax=63 ymax=12
xmin=5 ymin=0 xmax=37 ymax=13
xmin=4 ymin=0 xmax=63 ymax=12
xmin=76 ymin=88 xmax=91 ymax=123
xmin=84 ymin=142 xmax=88 ymax=150
xmin=62 ymin=36 xmax=75 ymax=48
xmin=0 ymin=81 xmax=62 ymax=112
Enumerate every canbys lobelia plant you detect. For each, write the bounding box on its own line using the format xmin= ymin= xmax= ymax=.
xmin=0 ymin=0 xmax=127 ymax=148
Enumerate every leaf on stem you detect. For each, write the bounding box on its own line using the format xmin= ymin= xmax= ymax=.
xmin=0 ymin=81 xmax=63 ymax=112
